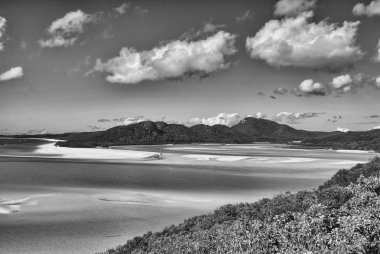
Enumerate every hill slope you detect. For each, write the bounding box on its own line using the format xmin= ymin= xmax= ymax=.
xmin=54 ymin=117 xmax=380 ymax=152
xmin=100 ymin=157 xmax=380 ymax=254
xmin=55 ymin=117 xmax=322 ymax=148
xmin=302 ymin=129 xmax=380 ymax=152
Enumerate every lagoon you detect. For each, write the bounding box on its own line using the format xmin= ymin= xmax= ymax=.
xmin=0 ymin=140 xmax=377 ymax=254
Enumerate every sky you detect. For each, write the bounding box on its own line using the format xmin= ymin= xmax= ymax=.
xmin=0 ymin=0 xmax=379 ymax=134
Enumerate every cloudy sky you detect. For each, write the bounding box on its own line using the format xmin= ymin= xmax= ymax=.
xmin=0 ymin=0 xmax=379 ymax=134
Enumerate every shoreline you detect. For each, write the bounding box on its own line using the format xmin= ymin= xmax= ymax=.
xmin=1 ymin=139 xmax=376 ymax=169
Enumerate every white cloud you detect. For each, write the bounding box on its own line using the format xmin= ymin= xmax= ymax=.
xmin=375 ymin=39 xmax=380 ymax=62
xmin=115 ymin=3 xmax=130 ymax=16
xmin=0 ymin=67 xmax=23 ymax=82
xmin=274 ymin=0 xmax=317 ymax=17
xmin=353 ymin=0 xmax=380 ymax=16
xmin=122 ymin=116 xmax=149 ymax=126
xmin=336 ymin=127 xmax=350 ymax=133
xmin=331 ymin=74 xmax=352 ymax=89
xmin=0 ymin=16 xmax=7 ymax=51
xmin=376 ymin=77 xmax=380 ymax=87
xmin=373 ymin=125 xmax=380 ymax=130
xmin=39 ymin=10 xmax=99 ymax=48
xmin=246 ymin=11 xmax=363 ymax=69
xmin=253 ymin=112 xmax=267 ymax=119
xmin=236 ymin=10 xmax=253 ymax=23
xmin=330 ymin=74 xmax=367 ymax=94
xmin=274 ymin=111 xmax=323 ymax=123
xmin=293 ymin=79 xmax=327 ymax=96
xmin=93 ymin=31 xmax=237 ymax=84
xmin=188 ymin=113 xmax=241 ymax=127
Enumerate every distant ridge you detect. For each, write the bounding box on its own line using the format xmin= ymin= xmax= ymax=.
xmin=4 ymin=117 xmax=379 ymax=152
xmin=51 ymin=118 xmax=316 ymax=148
xmin=44 ymin=117 xmax=379 ymax=152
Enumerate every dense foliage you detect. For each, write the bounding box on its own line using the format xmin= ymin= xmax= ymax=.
xmin=302 ymin=129 xmax=380 ymax=152
xmin=100 ymin=157 xmax=380 ymax=254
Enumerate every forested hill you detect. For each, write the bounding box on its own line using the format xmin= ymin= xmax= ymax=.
xmin=56 ymin=117 xmax=320 ymax=148
xmin=100 ymin=157 xmax=380 ymax=254
xmin=301 ymin=128 xmax=380 ymax=152
xmin=53 ymin=117 xmax=380 ymax=152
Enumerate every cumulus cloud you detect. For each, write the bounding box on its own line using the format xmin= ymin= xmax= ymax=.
xmin=246 ymin=11 xmax=363 ymax=70
xmin=376 ymin=77 xmax=380 ymax=87
xmin=330 ymin=74 xmax=354 ymax=93
xmin=114 ymin=2 xmax=130 ymax=16
xmin=0 ymin=16 xmax=6 ymax=51
xmin=257 ymin=91 xmax=266 ymax=96
xmin=246 ymin=112 xmax=267 ymax=119
xmin=92 ymin=31 xmax=237 ymax=84
xmin=123 ymin=116 xmax=149 ymax=126
xmin=336 ymin=127 xmax=349 ymax=133
xmin=274 ymin=111 xmax=324 ymax=124
xmin=0 ymin=67 xmax=24 ymax=82
xmin=331 ymin=74 xmax=352 ymax=89
xmin=253 ymin=112 xmax=267 ymax=119
xmin=270 ymin=95 xmax=277 ymax=99
xmin=274 ymin=87 xmax=289 ymax=95
xmin=293 ymin=79 xmax=328 ymax=96
xmin=353 ymin=0 xmax=380 ymax=16
xmin=330 ymin=73 xmax=369 ymax=94
xmin=274 ymin=0 xmax=317 ymax=17
xmin=236 ymin=10 xmax=253 ymax=23
xmin=375 ymin=39 xmax=380 ymax=62
xmin=39 ymin=10 xmax=99 ymax=48
xmin=188 ymin=113 xmax=241 ymax=127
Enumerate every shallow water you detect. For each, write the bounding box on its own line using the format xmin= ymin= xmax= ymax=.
xmin=0 ymin=140 xmax=377 ymax=254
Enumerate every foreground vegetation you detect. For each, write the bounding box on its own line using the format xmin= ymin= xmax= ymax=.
xmin=101 ymin=157 xmax=380 ymax=254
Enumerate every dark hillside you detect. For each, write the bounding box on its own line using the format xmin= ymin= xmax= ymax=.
xmin=56 ymin=117 xmax=328 ymax=148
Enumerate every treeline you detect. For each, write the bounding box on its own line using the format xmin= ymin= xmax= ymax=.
xmin=301 ymin=129 xmax=380 ymax=152
xmin=100 ymin=157 xmax=380 ymax=254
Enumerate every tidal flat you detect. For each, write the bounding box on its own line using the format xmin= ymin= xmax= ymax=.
xmin=0 ymin=139 xmax=377 ymax=254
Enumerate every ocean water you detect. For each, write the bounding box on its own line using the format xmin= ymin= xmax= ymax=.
xmin=0 ymin=141 xmax=377 ymax=254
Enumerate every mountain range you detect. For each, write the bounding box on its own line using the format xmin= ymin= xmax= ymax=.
xmin=28 ymin=117 xmax=378 ymax=152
